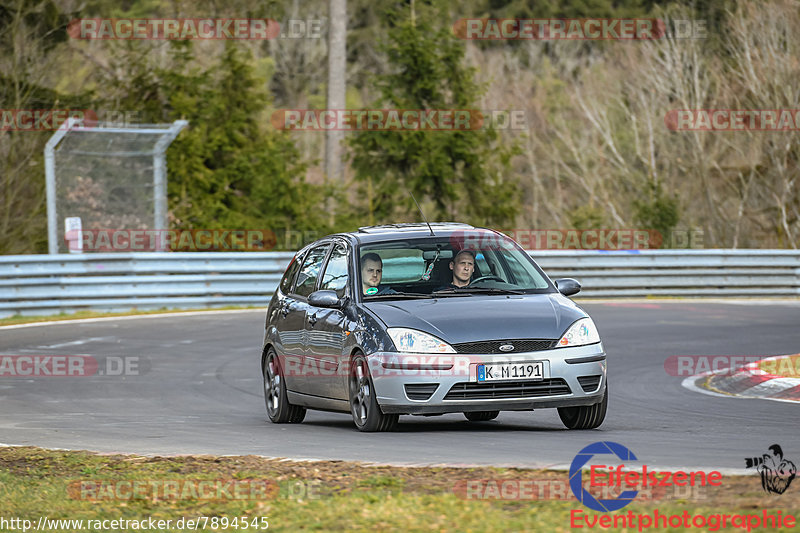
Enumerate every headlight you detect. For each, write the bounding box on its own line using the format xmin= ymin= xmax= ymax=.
xmin=557 ymin=318 xmax=601 ymax=348
xmin=387 ymin=328 xmax=456 ymax=354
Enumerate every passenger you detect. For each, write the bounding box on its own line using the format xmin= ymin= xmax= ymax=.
xmin=436 ymin=250 xmax=475 ymax=290
xmin=360 ymin=253 xmax=397 ymax=295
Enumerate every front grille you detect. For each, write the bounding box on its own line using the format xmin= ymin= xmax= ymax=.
xmin=452 ymin=339 xmax=557 ymax=354
xmin=444 ymin=378 xmax=571 ymax=400
xmin=404 ymin=383 xmax=439 ymax=400
xmin=577 ymin=375 xmax=602 ymax=392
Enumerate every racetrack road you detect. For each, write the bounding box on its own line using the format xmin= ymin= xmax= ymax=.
xmin=1 ymin=302 xmax=798 ymax=471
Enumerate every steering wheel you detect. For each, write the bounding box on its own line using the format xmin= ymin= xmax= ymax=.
xmin=470 ymin=275 xmax=505 ymax=284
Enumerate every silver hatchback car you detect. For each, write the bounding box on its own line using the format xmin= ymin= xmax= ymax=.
xmin=261 ymin=223 xmax=607 ymax=432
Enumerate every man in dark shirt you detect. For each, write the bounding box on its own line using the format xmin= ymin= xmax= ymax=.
xmin=436 ymin=250 xmax=475 ymax=290
xmin=361 ymin=253 xmax=397 ymax=295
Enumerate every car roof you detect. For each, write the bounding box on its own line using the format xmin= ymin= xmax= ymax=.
xmin=326 ymin=222 xmax=493 ymax=245
xmin=297 ymin=224 xmax=507 ymax=254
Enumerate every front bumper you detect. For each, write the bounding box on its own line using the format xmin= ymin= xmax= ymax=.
xmin=368 ymin=343 xmax=606 ymax=415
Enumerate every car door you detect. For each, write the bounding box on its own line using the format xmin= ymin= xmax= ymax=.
xmin=289 ymin=243 xmax=331 ymax=395
xmin=272 ymin=250 xmax=305 ymax=393
xmin=306 ymin=242 xmax=350 ymax=399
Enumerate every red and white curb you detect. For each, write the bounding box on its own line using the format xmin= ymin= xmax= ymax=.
xmin=682 ymin=354 xmax=800 ymax=403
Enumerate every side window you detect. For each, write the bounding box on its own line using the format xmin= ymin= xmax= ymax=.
xmin=502 ymin=251 xmax=547 ymax=288
xmin=294 ymin=245 xmax=330 ymax=297
xmin=321 ymin=244 xmax=349 ymax=298
xmin=473 ymin=252 xmax=491 ymax=278
xmin=375 ymin=250 xmax=424 ymax=283
xmin=279 ymin=252 xmax=304 ymax=294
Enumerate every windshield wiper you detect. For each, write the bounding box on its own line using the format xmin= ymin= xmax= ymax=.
xmin=363 ymin=292 xmax=433 ymax=300
xmin=433 ymin=287 xmax=525 ymax=295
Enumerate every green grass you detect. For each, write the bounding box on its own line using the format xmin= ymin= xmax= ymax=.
xmin=0 ymin=447 xmax=796 ymax=532
xmin=0 ymin=306 xmax=262 ymax=327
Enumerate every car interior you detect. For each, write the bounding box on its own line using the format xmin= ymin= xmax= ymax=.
xmin=362 ymin=246 xmax=495 ymax=295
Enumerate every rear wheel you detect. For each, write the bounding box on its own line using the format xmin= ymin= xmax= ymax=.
xmin=464 ymin=411 xmax=499 ymax=422
xmin=349 ymin=354 xmax=398 ymax=432
xmin=558 ymin=385 xmax=607 ymax=430
xmin=263 ymin=348 xmax=306 ymax=424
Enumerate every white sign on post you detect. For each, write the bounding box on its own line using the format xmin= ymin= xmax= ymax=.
xmin=64 ymin=217 xmax=82 ymax=253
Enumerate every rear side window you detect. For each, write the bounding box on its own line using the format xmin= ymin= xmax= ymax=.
xmin=376 ymin=249 xmax=425 ymax=283
xmin=294 ymin=245 xmax=330 ymax=297
xmin=321 ymin=244 xmax=349 ymax=298
xmin=279 ymin=253 xmax=304 ymax=294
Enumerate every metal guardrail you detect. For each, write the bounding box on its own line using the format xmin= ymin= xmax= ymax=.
xmin=0 ymin=253 xmax=293 ymax=317
xmin=0 ymin=250 xmax=798 ymax=317
xmin=535 ymin=249 xmax=800 ymax=298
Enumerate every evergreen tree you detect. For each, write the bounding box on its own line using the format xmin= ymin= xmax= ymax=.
xmin=348 ymin=1 xmax=520 ymax=226
xmin=109 ymin=41 xmax=325 ymax=246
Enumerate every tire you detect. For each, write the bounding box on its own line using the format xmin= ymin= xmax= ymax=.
xmin=464 ymin=411 xmax=499 ymax=422
xmin=263 ymin=348 xmax=306 ymax=424
xmin=558 ymin=385 xmax=607 ymax=430
xmin=348 ymin=353 xmax=398 ymax=432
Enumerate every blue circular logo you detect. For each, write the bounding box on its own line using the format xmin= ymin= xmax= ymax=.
xmin=569 ymin=441 xmax=639 ymax=512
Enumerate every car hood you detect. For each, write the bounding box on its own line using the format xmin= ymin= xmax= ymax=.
xmin=362 ymin=293 xmax=586 ymax=344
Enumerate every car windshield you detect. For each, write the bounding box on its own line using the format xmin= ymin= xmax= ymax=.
xmin=358 ymin=233 xmax=553 ymax=299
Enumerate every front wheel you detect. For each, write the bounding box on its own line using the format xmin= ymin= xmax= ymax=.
xmin=558 ymin=385 xmax=607 ymax=430
xmin=349 ymin=354 xmax=398 ymax=432
xmin=263 ymin=348 xmax=306 ymax=424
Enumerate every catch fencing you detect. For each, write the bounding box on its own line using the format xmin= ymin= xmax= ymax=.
xmin=0 ymin=250 xmax=798 ymax=317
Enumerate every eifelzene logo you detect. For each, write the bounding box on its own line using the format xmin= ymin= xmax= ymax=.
xmin=745 ymin=445 xmax=797 ymax=495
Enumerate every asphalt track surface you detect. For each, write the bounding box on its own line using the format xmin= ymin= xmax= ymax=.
xmin=1 ymin=301 xmax=798 ymax=471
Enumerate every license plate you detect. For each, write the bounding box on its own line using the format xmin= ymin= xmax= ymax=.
xmin=477 ymin=362 xmax=544 ymax=382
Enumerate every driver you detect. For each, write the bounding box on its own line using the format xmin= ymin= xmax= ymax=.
xmin=437 ymin=250 xmax=475 ymax=290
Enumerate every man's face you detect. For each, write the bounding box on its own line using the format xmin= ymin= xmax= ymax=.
xmin=450 ymin=252 xmax=474 ymax=286
xmin=361 ymin=259 xmax=382 ymax=291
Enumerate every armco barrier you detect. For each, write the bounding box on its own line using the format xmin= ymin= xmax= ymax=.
xmin=0 ymin=252 xmax=293 ymax=317
xmin=0 ymin=250 xmax=798 ymax=317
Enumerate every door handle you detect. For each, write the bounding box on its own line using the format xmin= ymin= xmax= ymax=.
xmin=308 ymin=313 xmax=317 ymax=326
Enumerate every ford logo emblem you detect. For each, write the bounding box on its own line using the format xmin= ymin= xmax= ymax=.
xmin=499 ymin=344 xmax=515 ymax=352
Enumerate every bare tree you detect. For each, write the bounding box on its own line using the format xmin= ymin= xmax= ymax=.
xmin=0 ymin=0 xmax=76 ymax=253
xmin=325 ymin=0 xmax=346 ymax=187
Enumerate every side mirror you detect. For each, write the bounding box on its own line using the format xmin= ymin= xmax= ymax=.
xmin=308 ymin=289 xmax=343 ymax=308
xmin=555 ymin=278 xmax=581 ymax=297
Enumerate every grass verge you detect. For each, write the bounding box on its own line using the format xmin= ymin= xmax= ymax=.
xmin=0 ymin=307 xmax=262 ymax=327
xmin=0 ymin=447 xmax=796 ymax=532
